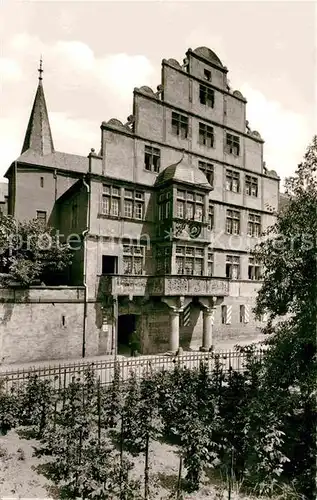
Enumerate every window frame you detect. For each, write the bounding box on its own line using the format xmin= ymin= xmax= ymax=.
xmin=247 ymin=212 xmax=261 ymax=237
xmin=225 ymin=254 xmax=240 ymax=279
xmin=245 ymin=175 xmax=258 ymax=197
xmin=208 ymin=203 xmax=214 ymax=230
xmin=122 ymin=244 xmax=145 ymax=275
xmin=225 ymin=169 xmax=240 ymax=193
xmin=207 ymin=249 xmax=213 ymax=276
xmin=101 ymin=184 xmax=120 ymax=217
xmin=225 ymin=133 xmax=240 ymax=156
xmin=144 ymin=145 xmax=161 ymax=173
xmin=198 ymin=122 xmax=214 ymax=148
xmin=248 ymin=256 xmax=262 ymax=280
xmin=36 ymin=210 xmax=47 ymax=226
xmin=156 ymin=246 xmax=171 ymax=275
xmin=171 ymin=112 xmax=189 ymax=139
xmin=226 ymin=209 xmax=240 ymax=235
xmin=175 ymin=245 xmax=204 ymax=276
xmin=198 ymin=161 xmax=214 ymax=186
xmin=199 ymin=84 xmax=215 ymax=108
xmin=176 ymin=189 xmax=204 ymax=222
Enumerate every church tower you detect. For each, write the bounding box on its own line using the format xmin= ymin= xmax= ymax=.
xmin=21 ymin=58 xmax=54 ymax=156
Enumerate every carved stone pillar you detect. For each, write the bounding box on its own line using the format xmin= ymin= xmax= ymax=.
xmin=198 ymin=296 xmax=221 ymax=352
xmin=202 ymin=308 xmax=214 ymax=350
xmin=161 ymin=296 xmax=191 ymax=353
xmin=169 ymin=309 xmax=180 ymax=352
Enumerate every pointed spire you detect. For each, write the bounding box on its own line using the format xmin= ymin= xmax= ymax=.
xmin=21 ymin=58 xmax=54 ymax=156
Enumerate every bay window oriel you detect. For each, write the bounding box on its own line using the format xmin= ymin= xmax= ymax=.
xmin=176 ymin=245 xmax=204 ymax=275
xmin=158 ymin=191 xmax=171 ymax=220
xmin=156 ymin=246 xmax=171 ymax=274
xmin=176 ymin=189 xmax=204 ymax=221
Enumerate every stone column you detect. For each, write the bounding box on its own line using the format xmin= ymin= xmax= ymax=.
xmin=169 ymin=309 xmax=180 ymax=352
xmin=202 ymin=308 xmax=214 ymax=350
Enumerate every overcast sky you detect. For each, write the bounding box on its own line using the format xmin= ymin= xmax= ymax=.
xmin=0 ymin=1 xmax=316 ymax=186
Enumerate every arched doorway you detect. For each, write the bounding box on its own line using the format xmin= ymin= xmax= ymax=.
xmin=117 ymin=314 xmax=137 ymax=355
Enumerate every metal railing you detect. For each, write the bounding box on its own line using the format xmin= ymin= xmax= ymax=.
xmin=0 ymin=349 xmax=265 ymax=393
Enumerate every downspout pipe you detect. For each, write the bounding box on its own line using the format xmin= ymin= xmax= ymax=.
xmin=82 ymin=175 xmax=90 ymax=358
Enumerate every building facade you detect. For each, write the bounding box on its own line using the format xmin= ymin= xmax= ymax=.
xmin=3 ymin=46 xmax=280 ymax=360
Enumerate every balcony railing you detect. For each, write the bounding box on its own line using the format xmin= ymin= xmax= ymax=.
xmin=99 ymin=275 xmax=229 ymax=297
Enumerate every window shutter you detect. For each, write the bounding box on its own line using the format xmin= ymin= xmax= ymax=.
xmin=244 ymin=305 xmax=250 ymax=323
xmin=226 ymin=305 xmax=232 ymax=325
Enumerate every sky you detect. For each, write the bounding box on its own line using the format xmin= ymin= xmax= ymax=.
xmin=0 ymin=0 xmax=316 ymax=187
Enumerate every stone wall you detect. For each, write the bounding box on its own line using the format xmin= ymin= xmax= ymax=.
xmin=0 ymin=286 xmax=100 ymax=365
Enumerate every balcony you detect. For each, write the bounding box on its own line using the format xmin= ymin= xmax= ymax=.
xmin=99 ymin=275 xmax=229 ymax=298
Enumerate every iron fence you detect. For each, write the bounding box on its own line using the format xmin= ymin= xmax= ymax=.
xmin=0 ymin=349 xmax=266 ymax=394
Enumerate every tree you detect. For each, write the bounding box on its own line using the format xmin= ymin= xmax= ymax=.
xmin=0 ymin=215 xmax=73 ymax=286
xmin=253 ymin=136 xmax=317 ymax=497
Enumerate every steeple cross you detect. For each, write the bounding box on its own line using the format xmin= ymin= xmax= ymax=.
xmin=38 ymin=57 xmax=43 ymax=81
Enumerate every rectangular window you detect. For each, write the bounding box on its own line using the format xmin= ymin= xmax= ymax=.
xmin=208 ymin=203 xmax=214 ymax=230
xmin=124 ymin=199 xmax=133 ymax=218
xmin=226 ymin=209 xmax=240 ymax=235
xmin=156 ymin=247 xmax=171 ymax=274
xmin=124 ymin=189 xmax=144 ymax=220
xmin=245 ymin=175 xmax=258 ymax=197
xmin=176 ymin=189 xmax=204 ymax=222
xmin=198 ymin=123 xmax=214 ymax=148
xmin=207 ymin=250 xmax=213 ymax=276
xmin=225 ymin=133 xmax=240 ymax=155
xmin=123 ymin=245 xmax=144 ymax=275
xmin=144 ymin=145 xmax=160 ymax=173
xmin=248 ymin=256 xmax=261 ymax=280
xmin=158 ymin=191 xmax=171 ymax=220
xmin=221 ymin=305 xmax=227 ymax=324
xmin=177 ymin=200 xmax=185 ymax=218
xmin=240 ymin=305 xmax=245 ymax=323
xmin=36 ymin=210 xmax=47 ymax=225
xmin=171 ymin=112 xmax=188 ymax=139
xmin=226 ymin=255 xmax=240 ymax=279
xmin=198 ymin=161 xmax=214 ymax=186
xmin=199 ymin=85 xmax=215 ymax=107
xmin=175 ymin=245 xmax=204 ymax=276
xmin=40 ymin=177 xmax=44 ymax=188
xmin=102 ymin=184 xmax=120 ymax=217
xmin=226 ymin=169 xmax=240 ymax=192
xmin=248 ymin=212 xmax=261 ymax=237
xmin=204 ymin=69 xmax=211 ymax=81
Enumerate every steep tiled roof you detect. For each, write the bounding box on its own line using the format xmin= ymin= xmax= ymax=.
xmin=14 ymin=150 xmax=89 ymax=173
xmin=21 ymin=80 xmax=54 ymax=156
